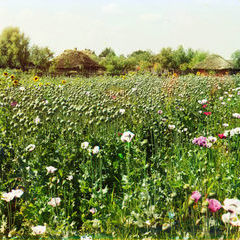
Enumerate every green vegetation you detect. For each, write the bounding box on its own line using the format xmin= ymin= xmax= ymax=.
xmin=0 ymin=71 xmax=240 ymax=239
xmin=1 ymin=26 xmax=240 ymax=76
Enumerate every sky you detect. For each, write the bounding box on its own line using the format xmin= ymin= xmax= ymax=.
xmin=0 ymin=0 xmax=240 ymax=58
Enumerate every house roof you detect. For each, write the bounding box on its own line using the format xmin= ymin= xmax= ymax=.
xmin=54 ymin=49 xmax=104 ymax=70
xmin=193 ymin=54 xmax=234 ymax=70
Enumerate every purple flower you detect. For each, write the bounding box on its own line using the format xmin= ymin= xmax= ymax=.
xmin=158 ymin=110 xmax=163 ymax=114
xmin=10 ymin=101 xmax=18 ymax=107
xmin=207 ymin=199 xmax=222 ymax=212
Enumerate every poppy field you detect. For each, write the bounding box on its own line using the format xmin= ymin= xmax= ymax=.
xmin=0 ymin=70 xmax=240 ymax=239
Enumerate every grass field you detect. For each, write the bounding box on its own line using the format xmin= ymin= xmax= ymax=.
xmin=0 ymin=70 xmax=240 ymax=239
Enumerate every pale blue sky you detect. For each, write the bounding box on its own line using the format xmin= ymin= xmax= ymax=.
xmin=0 ymin=0 xmax=240 ymax=58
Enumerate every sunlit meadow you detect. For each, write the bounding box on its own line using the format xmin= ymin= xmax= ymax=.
xmin=0 ymin=70 xmax=240 ymax=239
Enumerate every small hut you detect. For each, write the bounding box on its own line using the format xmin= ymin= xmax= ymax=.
xmin=53 ymin=49 xmax=105 ymax=76
xmin=193 ymin=54 xmax=234 ymax=75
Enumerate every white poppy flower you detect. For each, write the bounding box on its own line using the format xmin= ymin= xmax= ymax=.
xmin=31 ymin=225 xmax=46 ymax=235
xmin=121 ymin=131 xmax=135 ymax=143
xmin=46 ymin=166 xmax=57 ymax=174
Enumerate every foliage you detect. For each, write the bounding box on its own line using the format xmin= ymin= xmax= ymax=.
xmin=0 ymin=71 xmax=240 ymax=238
xmin=99 ymin=48 xmax=116 ymax=58
xmin=0 ymin=27 xmax=30 ymax=70
xmin=231 ymin=50 xmax=240 ymax=69
xmin=29 ymin=45 xmax=54 ymax=71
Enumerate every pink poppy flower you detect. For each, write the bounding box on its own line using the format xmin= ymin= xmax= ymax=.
xmin=191 ymin=191 xmax=201 ymax=203
xmin=207 ymin=199 xmax=222 ymax=212
xmin=10 ymin=101 xmax=18 ymax=107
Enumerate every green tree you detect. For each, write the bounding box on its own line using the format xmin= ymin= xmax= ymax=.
xmin=99 ymin=47 xmax=116 ymax=58
xmin=231 ymin=50 xmax=240 ymax=68
xmin=154 ymin=47 xmax=176 ymax=72
xmin=0 ymin=26 xmax=30 ymax=69
xmin=29 ymin=45 xmax=54 ymax=71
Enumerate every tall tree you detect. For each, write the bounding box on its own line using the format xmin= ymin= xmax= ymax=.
xmin=231 ymin=50 xmax=240 ymax=68
xmin=0 ymin=26 xmax=30 ymax=69
xmin=29 ymin=45 xmax=54 ymax=70
xmin=99 ymin=47 xmax=116 ymax=58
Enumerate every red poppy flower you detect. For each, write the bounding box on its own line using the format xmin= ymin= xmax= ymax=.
xmin=218 ymin=134 xmax=226 ymax=139
xmin=203 ymin=112 xmax=212 ymax=116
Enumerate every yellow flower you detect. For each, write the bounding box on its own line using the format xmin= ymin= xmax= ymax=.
xmin=33 ymin=76 xmax=39 ymax=82
xmin=13 ymin=80 xmax=19 ymax=86
xmin=45 ymin=82 xmax=50 ymax=86
xmin=61 ymin=80 xmax=66 ymax=84
xmin=3 ymin=72 xmax=8 ymax=77
xmin=39 ymin=82 xmax=43 ymax=87
xmin=173 ymin=73 xmax=178 ymax=78
xmin=10 ymin=74 xmax=15 ymax=80
xmin=196 ymin=71 xmax=201 ymax=76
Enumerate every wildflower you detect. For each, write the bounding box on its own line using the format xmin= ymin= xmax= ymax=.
xmin=25 ymin=144 xmax=36 ymax=152
xmin=62 ymin=80 xmax=66 ymax=84
xmin=207 ymin=199 xmax=222 ymax=212
xmin=10 ymin=101 xmax=18 ymax=107
xmin=3 ymin=72 xmax=8 ymax=77
xmin=198 ymin=99 xmax=208 ymax=105
xmin=202 ymin=104 xmax=207 ymax=108
xmin=34 ymin=116 xmax=40 ymax=125
xmin=119 ymin=109 xmax=125 ymax=114
xmin=10 ymin=74 xmax=15 ymax=80
xmin=223 ymin=123 xmax=229 ymax=127
xmin=199 ymin=111 xmax=202 ymax=114
xmin=13 ymin=80 xmax=19 ymax=86
xmin=173 ymin=73 xmax=178 ymax=78
xmin=33 ymin=76 xmax=39 ymax=82
xmin=222 ymin=212 xmax=231 ymax=224
xmin=121 ymin=131 xmax=135 ymax=142
xmin=219 ymin=97 xmax=224 ymax=101
xmin=46 ymin=166 xmax=57 ymax=174
xmin=81 ymin=236 xmax=92 ymax=240
xmin=92 ymin=146 xmax=100 ymax=154
xmin=162 ymin=223 xmax=171 ymax=231
xmin=48 ymin=197 xmax=61 ymax=207
xmin=191 ymin=191 xmax=201 ymax=203
xmin=145 ymin=220 xmax=151 ymax=225
xmin=19 ymin=86 xmax=25 ymax=91
xmin=31 ymin=225 xmax=46 ymax=235
xmin=90 ymin=208 xmax=97 ymax=214
xmin=233 ymin=113 xmax=240 ymax=119
xmin=67 ymin=175 xmax=73 ymax=181
xmin=196 ymin=71 xmax=201 ymax=76
xmin=168 ymin=211 xmax=175 ymax=219
xmin=81 ymin=142 xmax=89 ymax=149
xmin=168 ymin=125 xmax=175 ymax=130
xmin=221 ymin=102 xmax=226 ymax=105
xmin=223 ymin=198 xmax=240 ymax=214
xmin=218 ymin=133 xmax=226 ymax=139
xmin=158 ymin=110 xmax=163 ymax=114
xmin=2 ymin=192 xmax=15 ymax=202
xmin=224 ymin=127 xmax=240 ymax=137
xmin=131 ymin=87 xmax=137 ymax=92
xmin=11 ymin=189 xmax=24 ymax=198
xmin=203 ymin=112 xmax=212 ymax=116
xmin=207 ymin=136 xmax=217 ymax=143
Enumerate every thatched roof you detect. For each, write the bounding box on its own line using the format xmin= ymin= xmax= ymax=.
xmin=193 ymin=54 xmax=234 ymax=70
xmin=54 ymin=49 xmax=104 ymax=71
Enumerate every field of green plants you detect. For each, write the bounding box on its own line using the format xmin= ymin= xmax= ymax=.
xmin=0 ymin=70 xmax=240 ymax=239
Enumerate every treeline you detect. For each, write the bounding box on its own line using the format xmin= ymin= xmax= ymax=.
xmin=1 ymin=26 xmax=240 ymax=75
